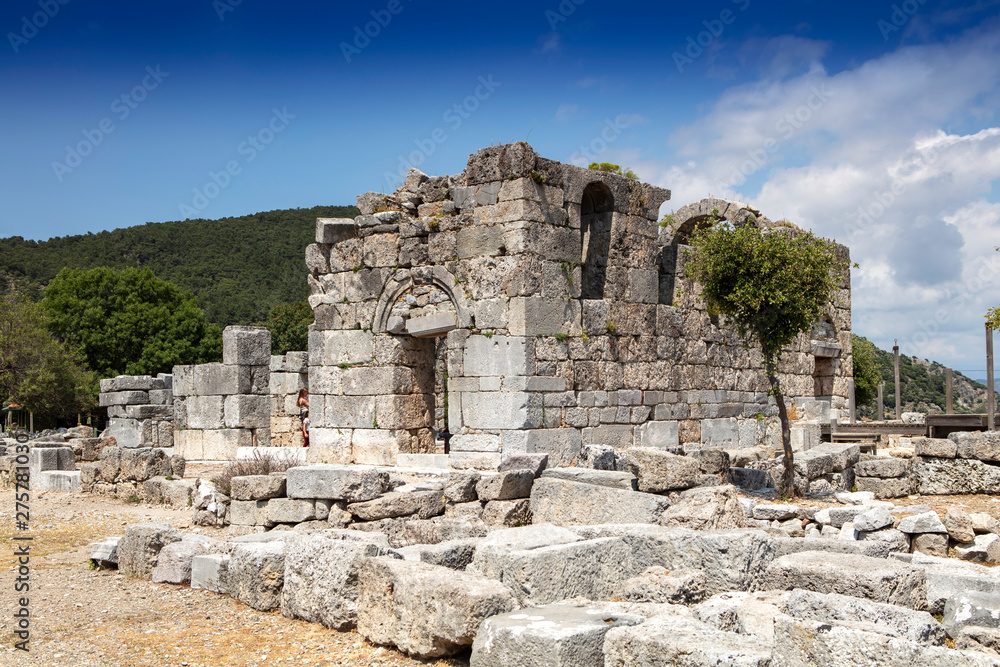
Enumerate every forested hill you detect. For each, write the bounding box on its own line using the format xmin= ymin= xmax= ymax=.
xmin=0 ymin=205 xmax=357 ymax=326
xmin=861 ymin=336 xmax=998 ymax=416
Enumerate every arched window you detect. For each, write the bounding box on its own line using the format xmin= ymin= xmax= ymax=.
xmin=580 ymin=182 xmax=614 ymax=299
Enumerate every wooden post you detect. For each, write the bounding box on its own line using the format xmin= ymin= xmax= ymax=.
xmin=893 ymin=341 xmax=901 ymax=420
xmin=29 ymin=411 xmax=33 ymax=433
xmin=946 ymin=368 xmax=954 ymax=414
xmin=877 ymin=383 xmax=884 ymax=421
xmin=848 ymin=378 xmax=856 ymax=424
xmin=988 ymin=326 xmax=995 ymax=431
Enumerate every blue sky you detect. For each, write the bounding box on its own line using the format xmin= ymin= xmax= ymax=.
xmin=2 ymin=0 xmax=999 ymax=377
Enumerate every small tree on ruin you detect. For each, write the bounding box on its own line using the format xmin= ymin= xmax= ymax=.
xmin=684 ymin=221 xmax=848 ymax=496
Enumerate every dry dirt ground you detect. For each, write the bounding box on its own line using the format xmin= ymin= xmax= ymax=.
xmin=0 ymin=488 xmax=468 ymax=667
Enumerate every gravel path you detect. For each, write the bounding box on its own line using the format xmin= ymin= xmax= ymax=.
xmin=0 ymin=489 xmax=468 ymax=667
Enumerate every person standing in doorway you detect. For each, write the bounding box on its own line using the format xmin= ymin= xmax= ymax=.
xmin=297 ymin=388 xmax=310 ymax=447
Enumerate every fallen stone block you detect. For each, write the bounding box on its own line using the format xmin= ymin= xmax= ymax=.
xmin=944 ymin=591 xmax=1000 ymax=637
xmin=753 ymin=504 xmax=799 ymax=521
xmin=659 ymin=485 xmax=748 ymax=531
xmin=952 ymin=430 xmax=1000 ymax=463
xmin=622 ymin=566 xmax=707 ymax=605
xmin=230 ymin=499 xmax=273 ymax=527
xmin=267 ymin=498 xmax=317 ymax=524
xmin=955 ymin=626 xmax=1000 ymax=656
xmin=972 ymin=513 xmax=1000 ymax=535
xmin=497 ymin=453 xmax=548 ymax=477
xmin=854 ymin=457 xmax=910 ymax=478
xmin=783 ymin=588 xmax=946 ymax=645
xmin=89 ymin=537 xmax=120 ymax=569
xmin=347 ymin=489 xmax=444 ymax=521
xmin=912 ymin=456 xmax=1000 ymax=495
xmin=914 ymin=437 xmax=957 ymax=458
xmin=912 ymin=533 xmax=949 ymax=557
xmin=604 ymin=611 xmax=773 ymax=667
xmin=396 ymin=538 xmax=479 ymax=570
xmin=476 ymin=470 xmax=535 ymax=501
xmin=281 ymin=531 xmax=399 ymax=630
xmin=482 ymin=498 xmax=532 ymax=527
xmin=625 ymin=448 xmax=701 ymax=493
xmin=191 ymin=554 xmax=230 ymax=594
xmin=908 ymin=552 xmax=1000 ymax=614
xmin=763 ymin=551 xmax=927 ymax=609
xmin=689 ymin=448 xmax=730 ymax=476
xmin=773 ymin=536 xmax=902 ymax=560
xmin=229 ymin=541 xmax=285 ymax=611
xmin=470 ymin=602 xmax=646 ymax=667
xmin=529 ymin=477 xmax=670 ymax=526
xmin=357 ymin=557 xmax=516 ymax=659
xmin=772 ymin=615 xmax=997 ymax=667
xmin=230 ymin=474 xmax=286 ymax=501
xmin=117 ymin=523 xmax=182 ymax=578
xmin=540 ymin=467 xmax=637 ymax=490
xmin=899 ymin=511 xmax=947 ymax=534
xmin=470 ymin=524 xmax=583 ymax=579
xmin=286 ymin=464 xmax=382 ymax=502
xmin=857 ymin=529 xmax=911 ymax=556
xmin=444 ymin=471 xmax=480 ymax=502
xmin=853 ymin=507 xmax=894 ymax=532
xmin=118 ymin=447 xmax=172 ymax=482
xmin=694 ymin=591 xmax=788 ymax=644
xmin=955 ymin=534 xmax=1000 ymax=564
xmin=152 ymin=541 xmax=208 ymax=584
xmin=33 ymin=470 xmax=81 ymax=493
xmin=729 ymin=467 xmax=773 ymax=491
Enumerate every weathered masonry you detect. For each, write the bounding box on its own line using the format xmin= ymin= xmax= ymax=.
xmin=304 ymin=142 xmax=852 ymax=469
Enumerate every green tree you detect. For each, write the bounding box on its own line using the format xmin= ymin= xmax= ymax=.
xmin=41 ymin=267 xmax=222 ymax=379
xmin=259 ymin=300 xmax=313 ymax=355
xmin=852 ymin=335 xmax=881 ymax=408
xmin=0 ymin=296 xmax=96 ymax=418
xmin=684 ymin=223 xmax=848 ymax=496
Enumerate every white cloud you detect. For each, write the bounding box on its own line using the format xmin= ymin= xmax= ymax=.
xmin=555 ymin=103 xmax=578 ymax=122
xmin=643 ymin=22 xmax=1000 ymax=371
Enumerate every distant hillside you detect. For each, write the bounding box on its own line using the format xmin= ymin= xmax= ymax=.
xmin=0 ymin=205 xmax=357 ymax=327
xmin=858 ymin=336 xmax=998 ymax=416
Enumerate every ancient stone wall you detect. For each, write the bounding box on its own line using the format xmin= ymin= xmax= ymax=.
xmin=304 ymin=143 xmax=853 ymax=469
xmin=99 ymin=374 xmax=175 ymax=448
xmin=268 ymin=351 xmax=308 ymax=448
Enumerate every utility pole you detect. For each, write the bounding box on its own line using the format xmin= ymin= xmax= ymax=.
xmin=893 ymin=340 xmax=901 ymax=420
xmin=877 ymin=383 xmax=884 ymax=421
xmin=988 ymin=326 xmax=995 ymax=431
xmin=946 ymin=368 xmax=954 ymax=414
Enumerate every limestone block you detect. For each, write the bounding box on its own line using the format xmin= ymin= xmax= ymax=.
xmin=701 ymin=418 xmax=738 ymax=449
xmin=540 ymin=468 xmax=636 ymax=490
xmin=910 ymin=552 xmax=1000 ymax=614
xmin=476 ymin=470 xmax=534 ymax=501
xmin=117 ymin=523 xmax=182 ymax=578
xmin=311 ymin=330 xmax=375 ymax=366
xmin=914 ymin=437 xmax=957 ymax=458
xmin=191 ymin=554 xmax=230 ymax=594
xmin=190 ymin=363 xmax=246 ymax=396
xmin=230 ymin=474 xmax=286 ymax=501
xmin=342 ymin=367 xmax=414 ymax=396
xmin=529 ymin=477 xmax=670 ymax=525
xmin=351 ymin=429 xmax=404 ymax=466
xmin=638 ymin=420 xmax=680 ymax=451
xmin=946 ymin=507 xmax=977 ymax=544
xmin=374 ymin=395 xmax=431 ymax=430
xmin=772 ymin=616 xmax=994 ymax=667
xmin=119 ymin=447 xmax=172 ymax=482
xmin=265 ymin=498 xmax=316 ymax=523
xmin=152 ymin=541 xmax=208 ymax=584
xmin=955 ymin=534 xmax=1000 ymax=564
xmin=482 ymin=499 xmax=531 ymax=527
xmin=856 ymin=475 xmax=914 ymax=498
xmin=357 ymin=557 xmax=517 ymax=659
xmin=913 ymin=456 xmax=1000 ymax=495
xmin=444 ymin=471 xmax=481 ymax=502
xmin=230 ymin=500 xmax=273 ymax=527
xmin=347 ymin=490 xmax=444 ymax=521
xmin=186 ymin=395 xmax=224 ymax=429
xmin=89 ymin=538 xmax=119 ymax=568
xmin=125 ymin=404 xmax=172 ymax=420
xmin=450 ymin=434 xmax=501 ymax=452
xmin=317 ymin=217 xmax=357 ymax=244
xmin=323 ymin=395 xmax=375 ymax=429
xmin=286 ymin=464 xmax=382 ymax=502
xmin=463 ymin=392 xmax=541 ymax=430
xmin=500 ymin=429 xmax=580 ymax=468
xmin=783 ymin=588 xmax=946 ymax=645
xmin=201 ymin=429 xmax=252 ymax=460
xmin=307 ymin=428 xmax=352 ymax=464
xmin=604 ymin=611 xmax=773 ymax=666
xmin=971 ymin=513 xmax=1000 ymax=534
xmin=853 ymin=507 xmax=894 ymax=532
xmin=99 ymin=390 xmax=150 ymax=407
xmin=622 ymin=566 xmax=708 ymax=604
xmin=281 ymin=532 xmax=400 ymax=630
xmin=944 ymin=590 xmax=1000 ymax=636
xmin=854 ymin=457 xmax=910 ymax=478
xmin=898 ymin=511 xmax=947 ymax=534
xmin=228 ymin=542 xmax=285 ymax=611
xmin=107 ymin=418 xmax=148 ymax=449
xmin=471 ymin=603 xmax=644 ymax=667
xmin=626 ymin=448 xmax=701 ymax=493
xmin=509 ymin=297 xmax=580 ymax=336
xmin=952 ymin=430 xmax=1000 ymax=462
xmin=762 ymin=551 xmax=927 ymax=609
xmin=223 ymin=394 xmax=270 ymax=429
xmin=498 ymin=452 xmax=549 ymax=477
xmin=33 ymin=470 xmax=81 ymax=493
xmin=222 ymin=326 xmax=271 ymax=366
xmin=464 ymin=335 xmax=534 ymax=377
xmin=660 ymin=486 xmax=748 ymax=531
xmin=28 ymin=446 xmax=74 ymax=475
xmin=406 ymin=311 xmax=458 ymax=337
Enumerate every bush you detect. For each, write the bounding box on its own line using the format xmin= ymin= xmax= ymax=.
xmin=211 ymin=450 xmax=297 ymax=496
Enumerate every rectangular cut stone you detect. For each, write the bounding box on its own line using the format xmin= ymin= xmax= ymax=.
xmin=201 ymin=429 xmax=252 ymax=460
xmin=451 ymin=434 xmax=502 ymax=453
xmin=312 ymin=330 xmax=375 ymax=366
xmin=509 ymin=297 xmax=579 ymax=336
xmin=191 ymin=554 xmax=230 ymax=594
xmin=464 ymin=335 xmax=534 ymax=377
xmin=267 ymin=498 xmax=316 ymax=523
xmin=230 ymin=500 xmax=273 ymax=526
xmin=529 ymin=477 xmax=670 ymax=525
xmin=540 ymin=468 xmax=637 ymax=490
xmin=324 ymin=395 xmax=376 ymax=429
xmin=99 ymin=391 xmax=150 ymax=407
xmin=307 ymin=428 xmax=352 ymax=464
xmin=186 ymin=396 xmax=224 ymax=429
xmin=351 ymin=429 xmax=403 ymax=466
xmin=222 ymin=326 xmax=271 ymax=366
xmin=343 ymin=367 xmax=414 ymax=396
xmin=317 ymin=218 xmax=358 ymax=244
xmin=175 ymin=429 xmax=204 ymax=459
xmin=501 ymin=429 xmax=581 ymax=468
xmin=286 ymin=464 xmax=383 ymax=502
xmin=638 ymin=421 xmax=680 ymax=451
xmin=108 ymin=418 xmax=148 ymax=448
xmin=406 ymin=312 xmax=457 ymax=338
xmin=702 ymin=418 xmax=738 ymax=448
xmin=463 ymin=392 xmax=541 ymax=430
xmin=224 ymin=395 xmax=270 ymax=429
xmin=191 ymin=363 xmax=244 ymax=396
xmin=456 ymin=226 xmax=505 ymax=259
xmin=605 ymin=613 xmax=773 ymax=667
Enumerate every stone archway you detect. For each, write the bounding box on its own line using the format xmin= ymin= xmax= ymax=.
xmin=660 ymin=197 xmax=769 ymax=246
